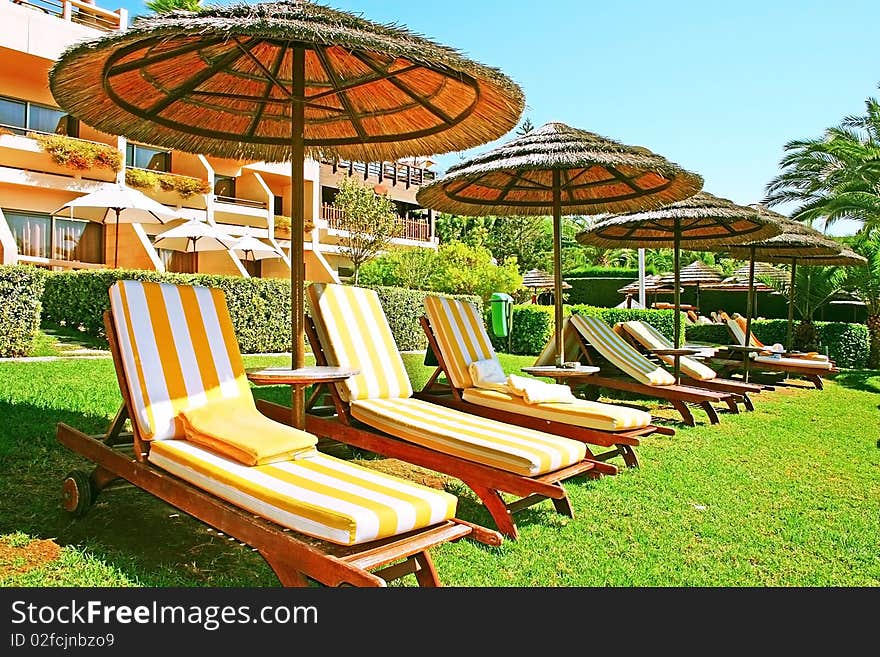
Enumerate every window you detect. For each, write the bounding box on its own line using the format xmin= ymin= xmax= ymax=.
xmin=126 ymin=143 xmax=171 ymax=172
xmin=214 ymin=175 xmax=236 ymax=198
xmin=4 ymin=210 xmax=103 ymax=263
xmin=273 ymin=195 xmax=284 ymax=216
xmin=0 ymin=96 xmax=76 ymax=136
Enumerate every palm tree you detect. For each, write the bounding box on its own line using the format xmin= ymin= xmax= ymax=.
xmin=766 ymin=265 xmax=847 ymax=351
xmin=845 ymin=228 xmax=880 ymax=367
xmin=764 ymin=91 xmax=880 ymax=232
xmin=145 ymin=0 xmax=202 ymax=14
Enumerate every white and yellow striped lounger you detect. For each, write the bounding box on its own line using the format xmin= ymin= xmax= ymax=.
xmin=422 ymin=295 xmax=652 ymax=433
xmin=108 ymin=280 xmax=458 ymax=547
xmin=726 ymin=318 xmax=833 ymax=370
xmin=304 ymin=283 xmax=601 ymax=538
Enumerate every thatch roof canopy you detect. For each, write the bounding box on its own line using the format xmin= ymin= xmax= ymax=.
xmin=617 ymin=275 xmax=678 ymax=295
xmin=658 ymin=259 xmax=724 ymax=286
xmin=48 ymin=0 xmax=525 ymax=162
xmin=522 ymin=268 xmax=572 ymax=290
xmin=783 ymin=247 xmax=867 ymax=267
xmin=719 ymin=205 xmax=842 ymax=261
xmin=416 ymin=121 xmax=704 ymax=216
xmin=576 ymin=191 xmax=783 ymax=249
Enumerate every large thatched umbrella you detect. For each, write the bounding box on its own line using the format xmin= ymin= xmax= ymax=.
xmin=577 ymin=191 xmax=783 ymax=380
xmin=722 ymin=206 xmax=860 ymax=350
xmin=417 ymin=121 xmax=704 ymax=365
xmin=49 ymin=0 xmax=524 ymax=427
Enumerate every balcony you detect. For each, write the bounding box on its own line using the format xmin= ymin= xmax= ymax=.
xmin=124 ymin=167 xmax=210 ymax=210
xmin=9 ymin=0 xmax=124 ymax=32
xmin=321 ymin=203 xmax=433 ymax=243
xmin=0 ymin=128 xmax=118 ymax=183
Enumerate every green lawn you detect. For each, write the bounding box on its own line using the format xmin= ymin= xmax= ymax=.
xmin=1 ymin=353 xmax=878 ymax=586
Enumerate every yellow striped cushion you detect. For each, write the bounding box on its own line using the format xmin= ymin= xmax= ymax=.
xmin=461 ymin=388 xmax=652 ymax=432
xmin=727 ymin=318 xmax=748 ymax=347
xmin=350 ymin=397 xmax=587 ymax=477
xmin=109 ymin=280 xmax=254 ymax=441
xmin=534 ymin=317 xmax=583 ymax=367
xmin=424 ymin=295 xmax=496 ymax=390
xmin=617 ymin=321 xmax=718 ymax=382
xmin=307 ymin=283 xmax=413 ymax=402
xmin=571 ymin=315 xmax=677 ymax=387
xmin=148 ymin=440 xmax=457 ymax=546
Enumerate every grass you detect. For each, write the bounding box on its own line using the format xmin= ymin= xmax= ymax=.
xmin=0 ymin=352 xmax=878 ymax=587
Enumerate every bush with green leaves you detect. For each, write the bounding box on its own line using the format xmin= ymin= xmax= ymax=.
xmin=487 ymin=303 xmax=680 ymax=355
xmin=685 ymin=319 xmax=869 ymax=368
xmin=0 ymin=265 xmax=47 ymax=357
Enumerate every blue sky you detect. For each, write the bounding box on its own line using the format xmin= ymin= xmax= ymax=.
xmin=116 ymin=0 xmax=880 ymax=235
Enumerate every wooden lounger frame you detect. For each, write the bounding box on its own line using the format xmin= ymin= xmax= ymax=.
xmin=254 ymin=318 xmax=608 ymax=540
xmin=612 ymin=324 xmax=774 ymax=411
xmin=413 ymin=316 xmax=676 ymax=469
xmin=562 ymin=324 xmax=745 ymax=427
xmin=55 ymin=312 xmax=502 ymax=588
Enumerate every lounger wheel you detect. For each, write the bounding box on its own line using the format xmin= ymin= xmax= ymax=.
xmin=61 ymin=470 xmax=96 ymax=517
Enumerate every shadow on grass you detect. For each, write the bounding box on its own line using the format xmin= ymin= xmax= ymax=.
xmin=830 ymin=369 xmax=880 ymax=394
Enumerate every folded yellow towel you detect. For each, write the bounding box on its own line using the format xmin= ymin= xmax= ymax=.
xmin=468 ymin=358 xmax=511 ymax=393
xmin=180 ymin=402 xmax=318 ymax=466
xmin=507 ymin=374 xmax=576 ymax=405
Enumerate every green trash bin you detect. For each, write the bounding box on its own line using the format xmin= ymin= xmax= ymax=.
xmin=489 ymin=292 xmax=514 ymax=338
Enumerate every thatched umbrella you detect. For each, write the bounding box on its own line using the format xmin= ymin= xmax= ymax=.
xmin=577 ymin=191 xmax=783 ymax=380
xmin=49 ymin=0 xmax=525 ymax=427
xmin=522 ymin=268 xmax=571 ymax=304
xmin=723 ymin=207 xmax=861 ymax=349
xmin=417 ymin=121 xmax=704 ymax=365
xmin=658 ymin=259 xmax=724 ymax=310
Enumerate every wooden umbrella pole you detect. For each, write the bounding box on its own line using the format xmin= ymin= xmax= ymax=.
xmin=114 ymin=208 xmax=121 ymax=269
xmin=673 ymin=215 xmax=681 ymax=383
xmin=743 ymin=246 xmax=756 ymax=382
xmin=290 ymin=45 xmax=306 ymax=429
xmin=552 ymin=170 xmax=563 ymax=367
xmin=787 ymin=257 xmax=797 ymax=351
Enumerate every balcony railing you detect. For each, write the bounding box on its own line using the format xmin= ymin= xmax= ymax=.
xmin=10 ymin=0 xmax=125 ymax=32
xmin=321 ymin=204 xmax=432 ymax=242
xmin=322 ymin=158 xmax=437 ymax=187
xmin=214 ymin=195 xmax=268 ymax=209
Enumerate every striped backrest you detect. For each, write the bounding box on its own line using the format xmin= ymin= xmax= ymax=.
xmin=534 ymin=317 xmax=583 ymax=367
xmin=734 ymin=316 xmax=764 ymax=347
xmin=727 ymin=318 xmax=749 ymax=346
xmin=306 ymin=283 xmax=413 ymax=403
xmin=424 ymin=295 xmax=496 ymax=390
xmin=109 ymin=280 xmax=254 ymax=441
xmin=617 ymin=321 xmax=717 ymax=381
xmin=570 ymin=315 xmax=676 ymax=386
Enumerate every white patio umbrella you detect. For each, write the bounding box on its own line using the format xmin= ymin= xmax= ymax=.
xmin=53 ymin=183 xmax=178 ymax=267
xmin=230 ymin=235 xmax=285 ymax=262
xmin=152 ymin=219 xmax=235 ymax=253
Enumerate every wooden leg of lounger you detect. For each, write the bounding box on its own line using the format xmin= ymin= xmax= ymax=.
xmin=700 ymin=401 xmax=721 ymax=424
xmin=671 ymin=400 xmax=696 ymax=426
xmin=809 ymin=374 xmax=824 ymax=390
xmin=742 ymin=394 xmax=755 ymax=412
xmin=259 ymin=551 xmax=312 ymax=587
xmin=618 ymin=445 xmax=639 ymax=469
xmin=725 ymin=398 xmax=740 ymax=414
xmin=413 ymin=551 xmax=442 ymax=587
xmin=468 ymin=483 xmax=519 ymax=540
xmin=551 ymin=493 xmax=575 ymax=519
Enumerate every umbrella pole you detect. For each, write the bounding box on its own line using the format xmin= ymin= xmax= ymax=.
xmin=113 ymin=208 xmax=121 ymax=268
xmin=289 ymin=46 xmax=307 ymax=429
xmin=673 ymin=216 xmax=681 ymax=383
xmin=744 ymin=246 xmax=756 ymax=382
xmin=787 ymin=258 xmax=797 ymax=351
xmin=552 ymin=170 xmax=563 ymax=367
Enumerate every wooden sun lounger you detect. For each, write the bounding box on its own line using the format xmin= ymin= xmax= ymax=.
xmin=560 ymin=319 xmax=744 ymax=427
xmin=612 ymin=322 xmax=772 ymax=411
xmin=56 ymin=308 xmax=501 ymax=588
xmin=414 ymin=316 xmax=675 ymax=469
xmin=256 ymin=317 xmax=606 ymax=540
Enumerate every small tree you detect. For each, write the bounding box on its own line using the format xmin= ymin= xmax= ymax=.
xmin=145 ymin=0 xmax=202 ymax=13
xmin=845 ymin=228 xmax=880 ymax=367
xmin=332 ymin=177 xmax=403 ymax=284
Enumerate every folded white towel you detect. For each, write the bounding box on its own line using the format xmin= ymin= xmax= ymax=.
xmin=507 ymin=374 xmax=576 ymax=405
xmin=468 ymin=358 xmax=511 ymax=393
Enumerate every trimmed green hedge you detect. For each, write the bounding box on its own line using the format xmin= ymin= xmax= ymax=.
xmin=564 ymin=266 xmax=642 ymax=278
xmin=488 ymin=304 xmax=682 ymax=356
xmin=40 ymin=270 xmax=480 ymax=354
xmin=563 ymin=277 xmax=635 ymax=307
xmin=0 ymin=265 xmax=46 ymax=358
xmin=685 ymin=320 xmax=869 ymax=368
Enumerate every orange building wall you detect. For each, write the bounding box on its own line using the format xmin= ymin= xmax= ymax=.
xmin=103 ymin=224 xmax=157 ymax=270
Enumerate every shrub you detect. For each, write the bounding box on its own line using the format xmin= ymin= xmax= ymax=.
xmin=274 ymin=214 xmax=314 ymax=234
xmin=685 ymin=319 xmax=869 ymax=368
xmin=0 ymin=265 xmax=47 ymax=357
xmin=565 ymin=266 xmax=642 ymax=278
xmin=125 ymin=169 xmax=211 ymax=198
xmin=30 ymin=133 xmax=122 ymax=172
